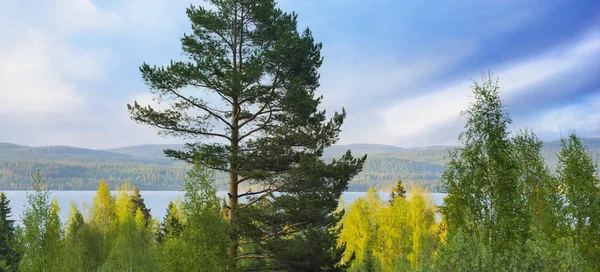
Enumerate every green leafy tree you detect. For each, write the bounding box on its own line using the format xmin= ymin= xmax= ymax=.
xmin=0 ymin=192 xmax=19 ymax=271
xmin=62 ymin=202 xmax=106 ymax=272
xmin=434 ymin=227 xmax=494 ymax=272
xmin=160 ymin=165 xmax=230 ymax=271
xmin=513 ymin=130 xmax=565 ymax=238
xmin=91 ymin=179 xmax=117 ymax=233
xmin=440 ymin=73 xmax=527 ymax=256
xmin=18 ymin=171 xmax=63 ymax=272
xmin=338 ymin=189 xmax=381 ymax=271
xmin=127 ymin=0 xmax=365 ymax=268
xmin=99 ymin=211 xmax=158 ymax=272
xmin=556 ymin=132 xmax=600 ymax=267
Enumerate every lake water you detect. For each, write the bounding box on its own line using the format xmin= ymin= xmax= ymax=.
xmin=1 ymin=190 xmax=447 ymax=225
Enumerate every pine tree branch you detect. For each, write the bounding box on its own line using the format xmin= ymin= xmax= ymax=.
xmin=236 ymin=254 xmax=270 ymax=260
xmin=164 ymin=88 xmax=233 ymax=128
xmin=140 ymin=116 xmax=231 ymax=141
xmin=238 ymin=108 xmax=274 ymax=141
xmin=238 ymin=188 xmax=270 ymax=198
xmin=239 ymin=184 xmax=285 ymax=209
xmin=238 ymin=220 xmax=309 ymax=246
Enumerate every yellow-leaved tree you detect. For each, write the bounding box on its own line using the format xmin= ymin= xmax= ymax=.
xmin=91 ymin=179 xmax=117 ymax=233
xmin=338 ymin=189 xmax=382 ymax=271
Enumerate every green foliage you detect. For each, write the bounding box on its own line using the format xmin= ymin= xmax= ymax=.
xmin=340 ymin=187 xmax=439 ymax=272
xmin=17 ymin=171 xmax=63 ymax=272
xmin=99 ymin=211 xmax=158 ymax=272
xmin=441 ymin=73 xmax=527 ymax=257
xmin=434 ymin=227 xmax=493 ymax=271
xmin=157 ymin=200 xmax=183 ymax=243
xmin=62 ymin=202 xmax=106 ymax=272
xmin=556 ymin=132 xmax=600 ymax=267
xmin=1 ymin=139 xmax=599 ymax=192
xmin=129 ymin=187 xmax=151 ymax=223
xmin=513 ymin=129 xmax=566 ymax=239
xmin=0 ymin=191 xmax=19 ymax=271
xmin=160 ymin=165 xmax=230 ymax=271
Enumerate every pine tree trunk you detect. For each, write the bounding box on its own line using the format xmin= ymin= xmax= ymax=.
xmin=228 ymin=99 xmax=240 ymax=265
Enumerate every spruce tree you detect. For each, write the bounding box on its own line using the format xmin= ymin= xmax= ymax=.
xmin=389 ymin=178 xmax=406 ymax=204
xmin=0 ymin=192 xmax=19 ymax=271
xmin=158 ymin=201 xmax=183 ymax=243
xmin=130 ymin=187 xmax=151 ymax=223
xmin=127 ymin=0 xmax=365 ymax=268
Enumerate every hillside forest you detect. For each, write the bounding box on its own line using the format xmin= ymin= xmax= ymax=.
xmin=1 ymin=0 xmax=599 ymax=271
xmin=1 ymin=140 xmax=597 ymax=192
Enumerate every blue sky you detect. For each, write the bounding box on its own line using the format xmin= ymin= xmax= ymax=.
xmin=0 ymin=0 xmax=599 ymax=149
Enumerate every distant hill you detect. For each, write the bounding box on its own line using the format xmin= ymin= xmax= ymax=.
xmin=104 ymin=144 xmax=185 ymax=165
xmin=322 ymin=143 xmax=406 ymax=158
xmin=1 ymin=139 xmax=598 ymax=191
xmin=103 ymin=143 xmax=407 ymax=161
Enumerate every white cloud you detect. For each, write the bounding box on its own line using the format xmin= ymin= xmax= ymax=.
xmin=375 ymin=29 xmax=600 ymax=147
xmin=0 ymin=30 xmax=84 ymax=115
xmin=0 ymin=0 xmax=119 ymax=140
xmin=533 ymin=93 xmax=600 ymax=135
xmin=52 ymin=0 xmax=122 ymax=34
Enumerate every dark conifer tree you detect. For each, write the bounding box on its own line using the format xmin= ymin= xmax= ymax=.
xmin=158 ymin=201 xmax=183 ymax=243
xmin=389 ymin=178 xmax=407 ymax=204
xmin=0 ymin=192 xmax=19 ymax=271
xmin=129 ymin=187 xmax=151 ymax=222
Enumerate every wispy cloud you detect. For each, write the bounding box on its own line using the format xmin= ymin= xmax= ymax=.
xmin=374 ymin=25 xmax=600 ymax=147
xmin=0 ymin=0 xmax=598 ymax=148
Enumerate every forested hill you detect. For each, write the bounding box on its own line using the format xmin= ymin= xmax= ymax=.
xmin=1 ymin=139 xmax=598 ymax=191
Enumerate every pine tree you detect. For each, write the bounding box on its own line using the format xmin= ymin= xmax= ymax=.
xmin=0 ymin=192 xmax=19 ymax=271
xmin=127 ymin=0 xmax=365 ymax=268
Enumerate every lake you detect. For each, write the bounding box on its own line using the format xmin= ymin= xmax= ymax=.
xmin=1 ymin=190 xmax=447 ymax=225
